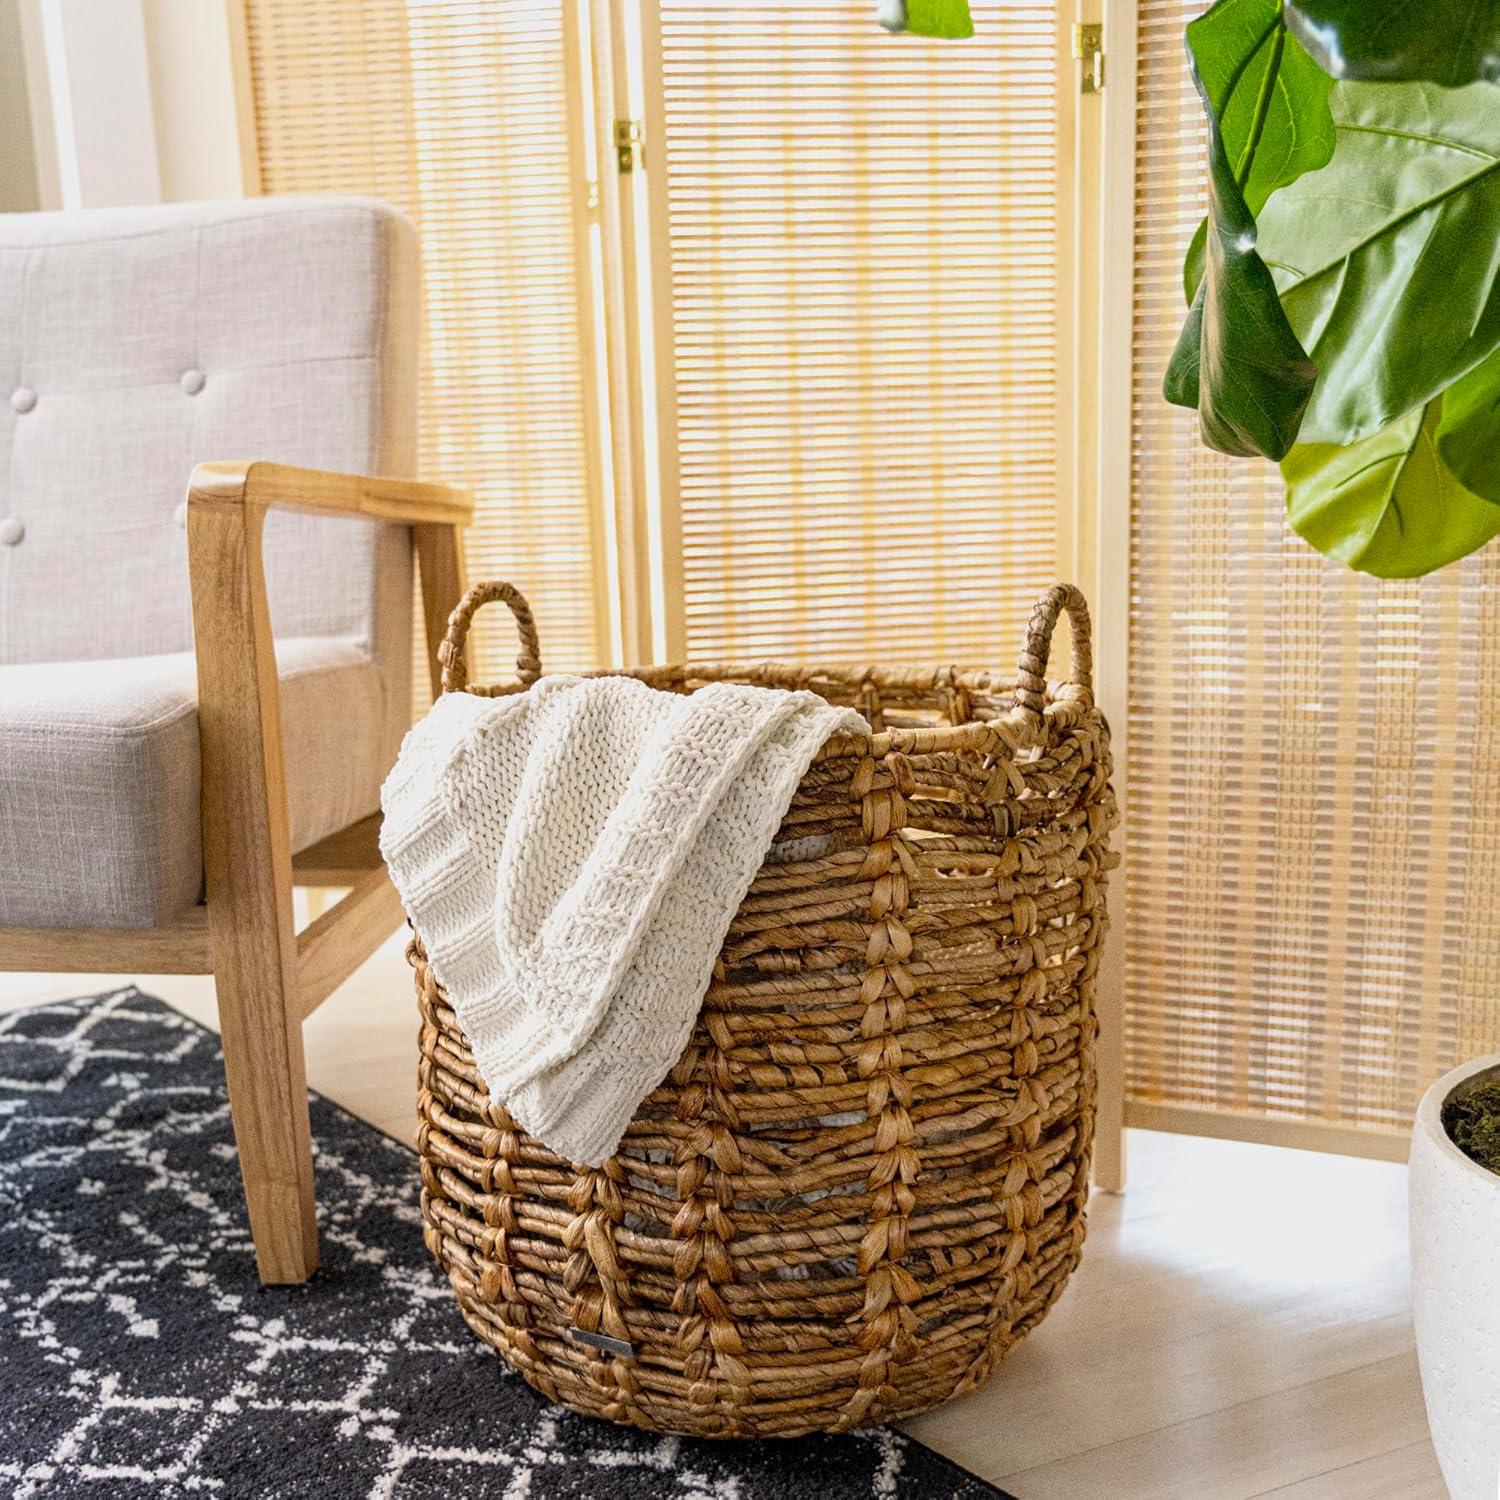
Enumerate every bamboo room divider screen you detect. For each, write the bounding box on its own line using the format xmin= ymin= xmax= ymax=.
xmin=241 ymin=0 xmax=1072 ymax=679
xmin=1118 ymin=0 xmax=1500 ymax=1160
xmin=243 ymin=2 xmax=609 ymax=680
xmin=241 ymin=0 xmax=1495 ymax=1169
xmin=643 ymin=2 xmax=1064 ymax=665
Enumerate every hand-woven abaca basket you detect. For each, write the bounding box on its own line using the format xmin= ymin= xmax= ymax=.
xmin=412 ymin=580 xmax=1117 ymax=1439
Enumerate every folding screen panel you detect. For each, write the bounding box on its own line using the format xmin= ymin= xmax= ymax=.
xmin=247 ymin=0 xmax=1070 ymax=678
xmin=643 ymin=0 xmax=1067 ymax=664
xmin=244 ymin=0 xmax=606 ymax=678
xmin=1123 ymin=0 xmax=1500 ymax=1153
xmin=245 ymin=0 xmax=1500 ymax=1160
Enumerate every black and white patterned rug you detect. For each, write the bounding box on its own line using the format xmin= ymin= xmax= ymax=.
xmin=0 ymin=989 xmax=1014 ymax=1500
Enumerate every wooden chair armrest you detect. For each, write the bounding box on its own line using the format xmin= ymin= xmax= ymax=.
xmin=188 ymin=460 xmax=472 ymax=527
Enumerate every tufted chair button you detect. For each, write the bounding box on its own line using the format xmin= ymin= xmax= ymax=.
xmin=9 ymin=387 xmax=36 ymax=414
xmin=173 ymin=501 xmax=188 ymax=529
xmin=179 ymin=368 xmax=206 ymax=396
xmin=0 ymin=517 xmax=24 ymax=546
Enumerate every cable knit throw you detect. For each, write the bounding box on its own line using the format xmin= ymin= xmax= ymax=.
xmin=380 ymin=676 xmax=866 ymax=1165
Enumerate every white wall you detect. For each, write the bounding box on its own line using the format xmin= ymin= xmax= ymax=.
xmin=142 ymin=0 xmax=251 ymax=201
xmin=14 ymin=0 xmax=250 ymax=210
xmin=38 ymin=0 xmax=162 ymax=206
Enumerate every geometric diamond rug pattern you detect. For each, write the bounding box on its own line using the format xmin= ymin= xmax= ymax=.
xmin=0 ymin=990 xmax=1014 ymax=1499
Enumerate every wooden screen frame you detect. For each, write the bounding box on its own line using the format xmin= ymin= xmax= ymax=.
xmin=1093 ymin=0 xmax=1413 ymax=1167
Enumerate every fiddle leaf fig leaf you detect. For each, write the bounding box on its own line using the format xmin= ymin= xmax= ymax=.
xmin=1181 ymin=2 xmax=1336 ymax=304
xmin=1165 ymin=0 xmax=1318 ymax=457
xmin=902 ymin=0 xmax=974 ymax=38
xmin=1283 ymin=398 xmax=1500 ymax=576
xmin=1285 ymin=0 xmax=1500 ymax=86
xmin=1183 ymin=219 xmax=1210 ymax=306
xmin=1435 ymin=347 xmax=1500 ymax=502
xmin=1164 ymin=287 xmax=1206 ymax=408
xmin=1259 ymin=80 xmax=1500 ymax=446
xmin=1169 ymin=2 xmax=1500 ymax=575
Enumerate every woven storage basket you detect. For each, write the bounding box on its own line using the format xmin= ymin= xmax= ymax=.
xmin=412 ymin=580 xmax=1117 ymax=1439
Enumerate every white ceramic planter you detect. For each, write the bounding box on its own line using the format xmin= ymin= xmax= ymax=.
xmin=1410 ymin=1053 xmax=1500 ymax=1500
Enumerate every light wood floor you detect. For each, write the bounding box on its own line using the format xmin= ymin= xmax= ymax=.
xmin=2 ymin=937 xmax=1446 ymax=1500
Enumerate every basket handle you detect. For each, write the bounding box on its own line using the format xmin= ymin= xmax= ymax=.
xmin=1012 ymin=583 xmax=1093 ymax=718
xmin=438 ymin=581 xmax=543 ymax=695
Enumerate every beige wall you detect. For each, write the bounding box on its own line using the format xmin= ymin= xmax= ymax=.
xmin=0 ymin=0 xmax=41 ymax=210
xmin=142 ymin=0 xmax=251 ymax=200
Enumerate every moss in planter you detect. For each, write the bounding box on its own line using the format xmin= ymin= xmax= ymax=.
xmin=1442 ymin=1076 xmax=1500 ymax=1175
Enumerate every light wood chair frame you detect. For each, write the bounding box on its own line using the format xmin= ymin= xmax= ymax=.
xmin=0 ymin=460 xmax=472 ymax=1285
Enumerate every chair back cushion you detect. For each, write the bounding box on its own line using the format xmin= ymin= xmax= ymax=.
xmin=0 ymin=198 xmax=415 ymax=728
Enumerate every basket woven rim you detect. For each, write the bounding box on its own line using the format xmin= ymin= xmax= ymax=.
xmin=436 ymin=579 xmax=1098 ymax=759
xmin=460 ymin=660 xmax=1094 ymax=759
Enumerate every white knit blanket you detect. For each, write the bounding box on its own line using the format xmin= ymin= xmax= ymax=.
xmin=379 ymin=675 xmax=865 ymax=1165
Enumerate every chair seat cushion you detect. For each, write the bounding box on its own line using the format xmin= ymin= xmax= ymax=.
xmin=0 ymin=639 xmax=388 ymax=929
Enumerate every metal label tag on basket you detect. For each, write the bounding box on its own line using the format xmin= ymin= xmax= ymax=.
xmin=567 ymin=1326 xmax=634 ymax=1359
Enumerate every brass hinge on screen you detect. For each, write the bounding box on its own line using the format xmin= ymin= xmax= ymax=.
xmin=1072 ymin=23 xmax=1104 ymax=93
xmin=614 ymin=118 xmax=644 ymax=173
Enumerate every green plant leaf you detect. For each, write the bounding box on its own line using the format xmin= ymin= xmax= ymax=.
xmin=1164 ymin=289 xmax=1206 ymax=407
xmin=1258 ymin=80 xmax=1500 ymax=445
xmin=1183 ymin=220 xmax=1210 ymax=306
xmin=1285 ymin=0 xmax=1500 ymax=86
xmin=1283 ymin=398 xmax=1500 ymax=575
xmin=1164 ymin=165 xmax=1317 ymax=458
xmin=1435 ymin=346 xmax=1500 ymax=501
xmin=903 ymin=0 xmax=974 ymax=39
xmin=1180 ymin=1 xmax=1336 ymax=304
xmin=1164 ymin=0 xmax=1318 ymax=457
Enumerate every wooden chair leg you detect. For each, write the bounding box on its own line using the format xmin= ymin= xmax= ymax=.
xmin=186 ymin=498 xmax=470 ymax=1280
xmin=189 ymin=489 xmax=318 ymax=1283
xmin=210 ymin=906 xmax=318 ymax=1283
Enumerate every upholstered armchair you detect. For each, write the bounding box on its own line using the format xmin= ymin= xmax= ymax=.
xmin=0 ymin=199 xmax=470 ymax=1284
